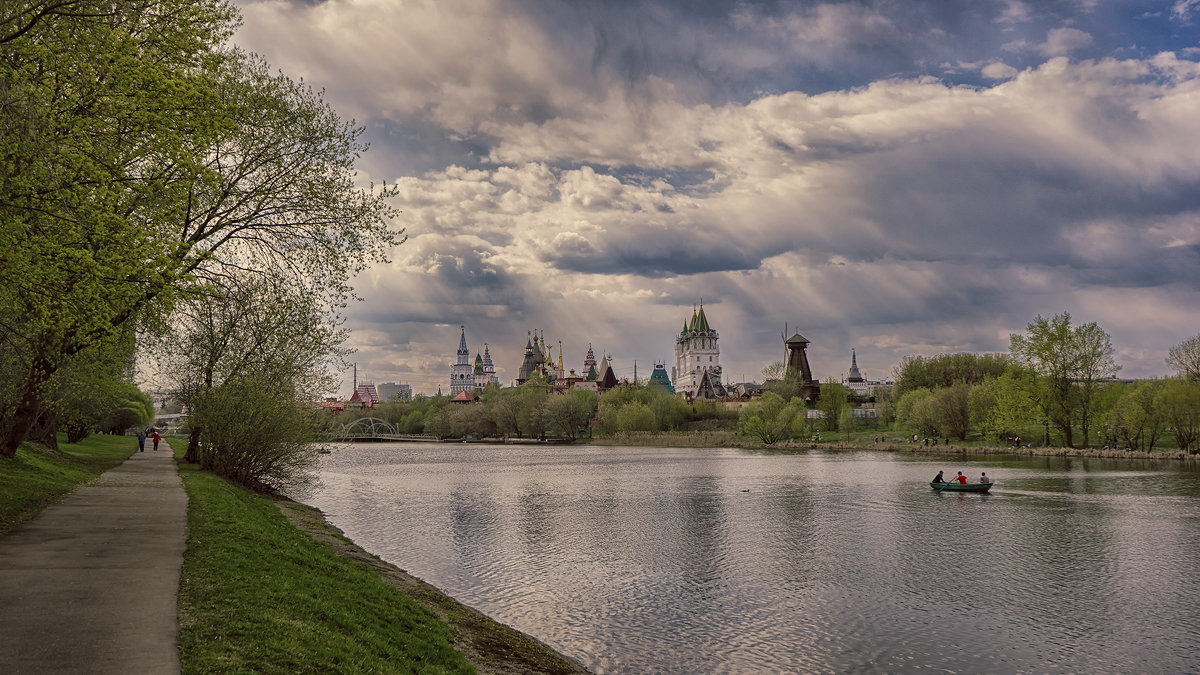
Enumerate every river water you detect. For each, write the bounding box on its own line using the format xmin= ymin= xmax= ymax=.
xmin=306 ymin=444 xmax=1200 ymax=674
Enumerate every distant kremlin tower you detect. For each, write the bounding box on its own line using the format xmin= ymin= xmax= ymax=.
xmin=673 ymin=302 xmax=726 ymax=399
xmin=449 ymin=326 xmax=498 ymax=395
xmin=517 ymin=330 xmax=556 ymax=384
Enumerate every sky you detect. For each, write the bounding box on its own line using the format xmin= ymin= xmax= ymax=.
xmin=230 ymin=0 xmax=1200 ymax=396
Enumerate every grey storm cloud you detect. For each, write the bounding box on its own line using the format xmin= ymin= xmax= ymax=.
xmin=544 ymin=230 xmax=759 ymax=276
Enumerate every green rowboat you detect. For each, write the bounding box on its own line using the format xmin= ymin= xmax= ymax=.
xmin=931 ymin=481 xmax=993 ymax=493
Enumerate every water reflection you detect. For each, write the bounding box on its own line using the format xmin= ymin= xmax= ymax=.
xmin=309 ymin=445 xmax=1200 ymax=674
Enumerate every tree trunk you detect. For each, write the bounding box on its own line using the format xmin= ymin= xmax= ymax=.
xmin=1079 ymin=405 xmax=1091 ymax=449
xmin=0 ymin=353 xmax=57 ymax=458
xmin=184 ymin=426 xmax=202 ymax=464
xmin=29 ymin=408 xmax=59 ymax=450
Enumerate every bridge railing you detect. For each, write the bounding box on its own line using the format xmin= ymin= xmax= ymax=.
xmin=335 ymin=417 xmax=399 ymax=439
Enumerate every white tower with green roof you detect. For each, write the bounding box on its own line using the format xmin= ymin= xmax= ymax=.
xmin=672 ymin=301 xmax=723 ymax=398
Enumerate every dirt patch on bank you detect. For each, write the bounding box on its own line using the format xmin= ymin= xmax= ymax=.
xmin=274 ymin=499 xmax=590 ymax=675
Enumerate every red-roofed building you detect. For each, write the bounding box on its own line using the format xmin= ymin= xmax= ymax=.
xmin=356 ymin=383 xmax=379 ymax=406
xmin=346 ymin=384 xmax=379 ymax=409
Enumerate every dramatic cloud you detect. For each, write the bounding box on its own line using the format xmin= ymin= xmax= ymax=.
xmin=231 ymin=0 xmax=1200 ymax=394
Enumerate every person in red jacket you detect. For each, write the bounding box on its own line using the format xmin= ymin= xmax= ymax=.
xmin=955 ymin=471 xmax=968 ymax=485
xmin=152 ymin=431 xmax=161 ymax=452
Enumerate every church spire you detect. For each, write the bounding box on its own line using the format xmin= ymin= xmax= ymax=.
xmin=696 ymin=299 xmax=710 ymax=332
xmin=847 ymin=348 xmax=864 ymax=383
xmin=457 ymin=326 xmax=470 ymax=365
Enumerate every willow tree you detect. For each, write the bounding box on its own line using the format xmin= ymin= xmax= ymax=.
xmin=0 ymin=0 xmax=399 ymax=456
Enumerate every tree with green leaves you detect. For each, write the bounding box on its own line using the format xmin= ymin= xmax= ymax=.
xmin=57 ymin=362 xmax=153 ymax=444
xmin=96 ymin=383 xmax=155 ymax=438
xmin=151 ymin=275 xmax=347 ymax=487
xmin=893 ymin=352 xmax=1013 ymax=399
xmin=968 ymin=378 xmax=999 ymax=440
xmin=449 ymin=404 xmax=495 ymax=439
xmin=738 ymin=391 xmax=794 ymax=445
xmin=1100 ymin=380 xmax=1164 ymax=452
xmin=616 ymin=402 xmax=655 ymax=433
xmin=0 ymin=0 xmax=399 ymax=457
xmin=1009 ymin=313 xmax=1119 ymax=448
xmin=816 ymin=379 xmax=850 ymax=432
xmin=189 ymin=374 xmax=319 ymax=493
xmin=761 ymin=366 xmax=808 ymax=403
xmin=425 ymin=405 xmax=454 ymax=440
xmin=929 ymin=382 xmax=970 ymax=440
xmin=969 ymin=367 xmax=1038 ymax=444
xmin=482 ymin=387 xmax=522 ymax=438
xmin=894 ymin=387 xmax=936 ymax=438
xmin=1 ymin=0 xmax=231 ymax=456
xmin=543 ymin=389 xmax=597 ymax=441
xmin=0 ymin=322 xmax=142 ymax=448
xmin=1155 ymin=378 xmax=1200 ymax=453
xmin=872 ymin=386 xmax=895 ymax=425
xmin=643 ymin=387 xmax=687 ymax=430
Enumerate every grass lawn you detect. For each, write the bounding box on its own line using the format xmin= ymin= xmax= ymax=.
xmin=829 ymin=424 xmax=1189 ymax=452
xmin=0 ymin=434 xmax=135 ymax=535
xmin=176 ymin=457 xmax=476 ymax=674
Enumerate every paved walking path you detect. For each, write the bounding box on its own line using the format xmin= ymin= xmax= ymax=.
xmin=0 ymin=442 xmax=186 ymax=674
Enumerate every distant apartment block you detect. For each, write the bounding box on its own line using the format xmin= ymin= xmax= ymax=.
xmin=377 ymin=382 xmax=412 ymax=402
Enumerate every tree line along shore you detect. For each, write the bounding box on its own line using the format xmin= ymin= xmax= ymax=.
xmin=323 ymin=323 xmax=1200 ymax=458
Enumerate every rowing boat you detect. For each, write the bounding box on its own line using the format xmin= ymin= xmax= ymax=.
xmin=930 ymin=481 xmax=992 ymax=493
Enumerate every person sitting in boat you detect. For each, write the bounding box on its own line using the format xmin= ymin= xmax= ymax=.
xmin=980 ymin=472 xmax=991 ymax=484
xmin=955 ymin=471 xmax=968 ymax=485
xmin=933 ymin=470 xmax=945 ymax=484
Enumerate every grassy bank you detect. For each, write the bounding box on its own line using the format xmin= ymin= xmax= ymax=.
xmin=177 ymin=457 xmax=587 ymax=674
xmin=0 ymin=434 xmax=135 ymax=535
xmin=591 ymin=430 xmax=748 ymax=448
xmin=177 ymin=461 xmax=473 ymax=674
xmin=587 ymin=429 xmax=1199 ymax=461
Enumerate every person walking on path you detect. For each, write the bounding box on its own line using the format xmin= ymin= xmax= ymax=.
xmin=0 ymin=441 xmax=186 ymax=674
xmin=137 ymin=430 xmax=146 ymax=452
xmin=152 ymin=431 xmax=161 ymax=451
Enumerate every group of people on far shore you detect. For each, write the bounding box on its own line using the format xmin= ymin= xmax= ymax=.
xmin=908 ymin=434 xmax=951 ymax=447
xmin=932 ymin=470 xmax=990 ymax=485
